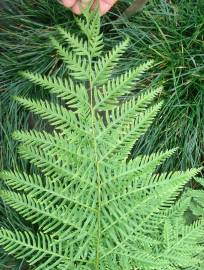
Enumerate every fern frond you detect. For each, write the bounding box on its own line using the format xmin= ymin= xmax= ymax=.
xmin=102 ymin=148 xmax=177 ymax=189
xmin=195 ymin=177 xmax=204 ymax=187
xmin=161 ymin=220 xmax=204 ymax=267
xmin=17 ymin=144 xmax=92 ymax=184
xmin=104 ymin=86 xmax=162 ymax=128
xmin=0 ymin=190 xmax=82 ymax=234
xmin=94 ymin=60 xmax=154 ymax=110
xmin=98 ymin=168 xmax=202 ymax=268
xmin=0 ymin=10 xmax=203 ymax=270
xmin=58 ymin=27 xmax=89 ymax=56
xmin=99 ymin=102 xmax=163 ymax=162
xmin=0 ymin=229 xmax=69 ymax=269
xmin=51 ymin=38 xmax=89 ymax=81
xmin=13 ymin=129 xmax=91 ymax=163
xmin=187 ymin=187 xmax=204 ymax=217
xmin=92 ymin=39 xmax=130 ymax=86
xmin=14 ymin=96 xmax=87 ymax=134
xmin=76 ymin=7 xmax=103 ymax=57
xmin=0 ymin=170 xmax=94 ymax=212
xmin=156 ymin=195 xmax=191 ymax=226
xmin=95 ymin=86 xmax=162 ymax=147
xmin=102 ymin=168 xmax=201 ymax=226
xmin=21 ymin=71 xmax=89 ymax=111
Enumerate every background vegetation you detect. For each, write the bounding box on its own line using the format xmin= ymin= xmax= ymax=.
xmin=0 ymin=0 xmax=203 ymax=268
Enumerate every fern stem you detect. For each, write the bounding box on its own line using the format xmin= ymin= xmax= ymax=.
xmin=88 ymin=52 xmax=102 ymax=270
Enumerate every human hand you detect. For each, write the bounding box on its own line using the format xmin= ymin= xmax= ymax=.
xmin=61 ymin=0 xmax=117 ymax=15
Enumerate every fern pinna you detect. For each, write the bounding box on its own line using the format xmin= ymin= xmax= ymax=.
xmin=0 ymin=9 xmax=203 ymax=270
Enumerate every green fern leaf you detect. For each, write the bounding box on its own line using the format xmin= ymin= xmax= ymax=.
xmin=58 ymin=26 xmax=89 ymax=56
xmin=14 ymin=96 xmax=87 ymax=134
xmin=0 ymin=229 xmax=69 ymax=269
xmin=51 ymin=37 xmax=89 ymax=81
xmin=94 ymin=60 xmax=154 ymax=110
xmin=92 ymin=39 xmax=130 ymax=86
xmin=0 ymin=9 xmax=203 ymax=270
xmin=21 ymin=71 xmax=89 ymax=112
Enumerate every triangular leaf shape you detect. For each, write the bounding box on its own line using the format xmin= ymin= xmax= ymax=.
xmin=0 ymin=9 xmax=203 ymax=270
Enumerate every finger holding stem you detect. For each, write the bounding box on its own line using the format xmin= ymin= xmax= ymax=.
xmin=61 ymin=0 xmax=117 ymax=15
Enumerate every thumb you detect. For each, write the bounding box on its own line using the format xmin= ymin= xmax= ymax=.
xmin=99 ymin=0 xmax=117 ymax=15
xmin=91 ymin=0 xmax=117 ymax=15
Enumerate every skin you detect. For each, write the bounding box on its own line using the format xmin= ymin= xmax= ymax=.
xmin=61 ymin=0 xmax=117 ymax=15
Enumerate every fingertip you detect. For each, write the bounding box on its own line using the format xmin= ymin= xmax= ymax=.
xmin=62 ymin=0 xmax=77 ymax=8
xmin=100 ymin=0 xmax=117 ymax=15
xmin=71 ymin=2 xmax=83 ymax=14
xmin=100 ymin=4 xmax=111 ymax=15
xmin=72 ymin=0 xmax=91 ymax=14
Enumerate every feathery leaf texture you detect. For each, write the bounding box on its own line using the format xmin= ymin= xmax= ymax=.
xmin=0 ymin=9 xmax=203 ymax=270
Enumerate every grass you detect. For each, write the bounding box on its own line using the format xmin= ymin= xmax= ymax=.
xmin=0 ymin=0 xmax=204 ymax=268
xmin=0 ymin=1 xmax=75 ymax=268
xmin=109 ymin=0 xmax=204 ymax=171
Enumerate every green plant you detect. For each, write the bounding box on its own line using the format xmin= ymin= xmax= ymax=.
xmin=186 ymin=178 xmax=204 ymax=270
xmin=187 ymin=178 xmax=204 ymax=218
xmin=0 ymin=8 xmax=203 ymax=270
xmin=0 ymin=2 xmax=75 ymax=266
xmin=1 ymin=0 xmax=203 ymax=178
xmin=111 ymin=0 xmax=204 ymax=171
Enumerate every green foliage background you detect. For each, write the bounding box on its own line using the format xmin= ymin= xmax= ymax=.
xmin=0 ymin=0 xmax=204 ymax=269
